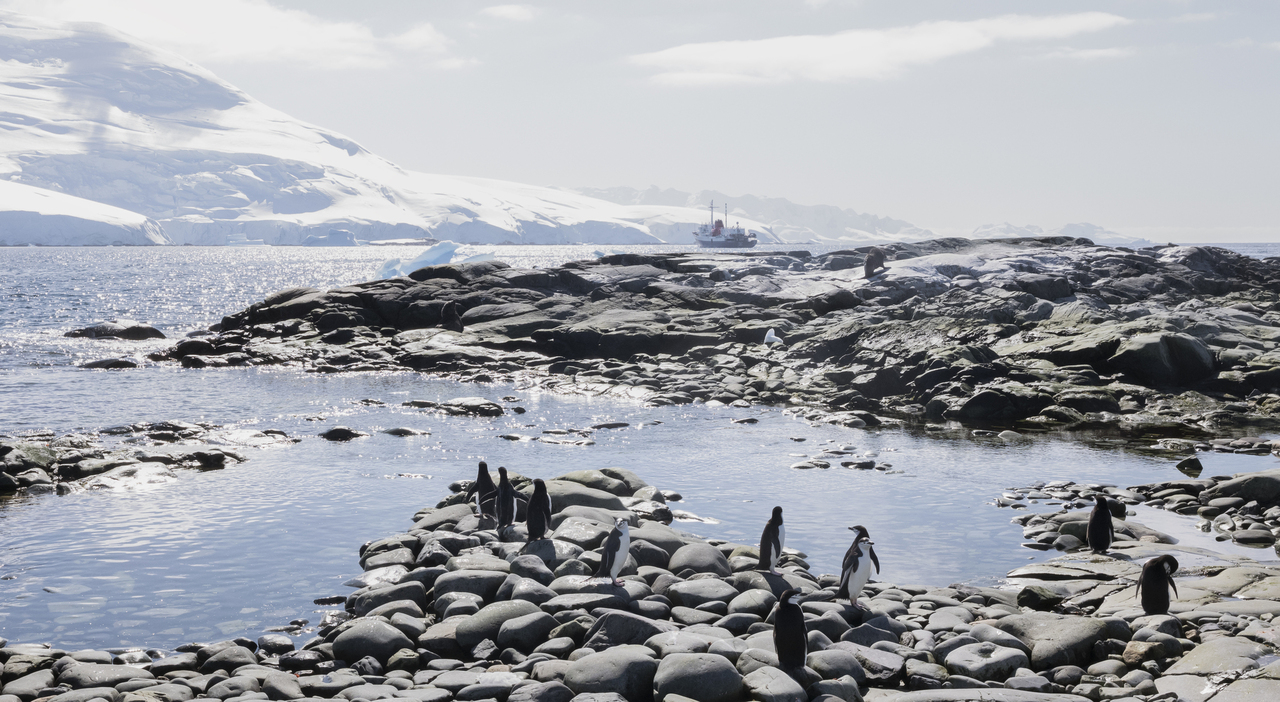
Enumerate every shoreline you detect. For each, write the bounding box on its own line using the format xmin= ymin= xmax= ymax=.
xmin=3 ymin=465 xmax=1280 ymax=702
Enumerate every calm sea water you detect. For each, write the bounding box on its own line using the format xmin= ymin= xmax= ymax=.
xmin=0 ymin=242 xmax=1276 ymax=650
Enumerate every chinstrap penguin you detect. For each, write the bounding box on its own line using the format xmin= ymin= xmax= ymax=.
xmin=495 ymin=466 xmax=517 ymax=530
xmin=525 ymin=478 xmax=553 ymax=541
xmin=595 ymin=517 xmax=631 ymax=586
xmin=1136 ymin=554 xmax=1179 ymax=615
xmin=837 ymin=525 xmax=880 ymax=608
xmin=465 ymin=461 xmax=497 ymax=520
xmin=757 ymin=506 xmax=785 ymax=574
xmin=1086 ymin=494 xmax=1114 ymax=554
xmin=773 ymin=589 xmax=808 ymax=676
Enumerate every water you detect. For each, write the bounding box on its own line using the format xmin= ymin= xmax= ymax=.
xmin=1 ymin=242 xmax=1277 ymax=650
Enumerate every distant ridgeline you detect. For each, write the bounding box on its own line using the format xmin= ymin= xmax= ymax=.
xmin=0 ymin=12 xmax=1148 ymax=249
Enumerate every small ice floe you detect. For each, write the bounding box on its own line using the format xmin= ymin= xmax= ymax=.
xmin=390 ymin=473 xmax=429 ymax=479
xmin=672 ymin=510 xmax=719 ymax=524
xmin=377 ymin=240 xmax=482 ymax=278
xmin=763 ymin=328 xmax=784 ymax=345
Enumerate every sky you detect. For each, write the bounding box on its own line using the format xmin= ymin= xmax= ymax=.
xmin=3 ymin=0 xmax=1278 ymax=241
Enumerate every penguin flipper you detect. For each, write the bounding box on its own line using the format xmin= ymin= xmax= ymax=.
xmin=870 ymin=545 xmax=881 ymax=574
xmin=1169 ymin=577 xmax=1178 ymax=599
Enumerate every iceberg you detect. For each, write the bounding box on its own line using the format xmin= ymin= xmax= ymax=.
xmin=376 ymin=241 xmax=463 ymax=279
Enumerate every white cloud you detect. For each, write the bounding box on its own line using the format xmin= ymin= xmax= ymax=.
xmin=631 ymin=12 xmax=1132 ymax=85
xmin=1041 ymin=47 xmax=1136 ymax=60
xmin=0 ymin=0 xmax=469 ymax=70
xmin=482 ymin=5 xmax=536 ymax=22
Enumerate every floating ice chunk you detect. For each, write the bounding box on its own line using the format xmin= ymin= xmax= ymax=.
xmin=377 ymin=240 xmax=462 ymax=278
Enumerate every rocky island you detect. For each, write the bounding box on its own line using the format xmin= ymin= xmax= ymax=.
xmin=150 ymin=237 xmax=1280 ymax=440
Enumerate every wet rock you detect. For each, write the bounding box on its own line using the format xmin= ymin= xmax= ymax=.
xmin=319 ymin=427 xmax=369 ymax=441
xmin=741 ymin=666 xmax=806 ymax=702
xmin=666 ymin=543 xmax=732 ymax=577
xmin=942 ymin=643 xmax=1028 ymax=682
xmin=332 ymin=619 xmax=414 ymax=666
xmin=994 ymin=612 xmax=1107 ymax=670
xmin=66 ymin=320 xmax=165 ymax=340
xmin=582 ymin=611 xmax=678 ymax=649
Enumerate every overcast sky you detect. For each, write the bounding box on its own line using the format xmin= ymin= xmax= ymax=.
xmin=6 ymin=0 xmax=1278 ymax=241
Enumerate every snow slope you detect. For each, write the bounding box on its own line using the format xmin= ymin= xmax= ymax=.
xmin=0 ymin=11 xmax=660 ymax=246
xmin=0 ymin=180 xmax=169 ymax=245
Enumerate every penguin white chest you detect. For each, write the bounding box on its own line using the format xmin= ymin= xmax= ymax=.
xmin=613 ymin=529 xmax=630 ymax=578
xmin=848 ymin=554 xmax=872 ymax=598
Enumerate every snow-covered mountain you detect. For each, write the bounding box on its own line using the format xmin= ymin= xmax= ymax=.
xmin=0 ymin=11 xmax=665 ymax=246
xmin=574 ymin=186 xmax=937 ymax=245
xmin=0 ymin=180 xmax=170 ymax=246
xmin=972 ymin=222 xmax=1157 ymax=248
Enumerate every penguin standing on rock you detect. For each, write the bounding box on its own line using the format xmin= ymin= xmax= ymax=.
xmin=837 ymin=525 xmax=880 ymax=608
xmin=526 ymin=478 xmax=553 ymax=541
xmin=773 ymin=589 xmax=808 ymax=676
xmin=1136 ymin=554 xmax=1179 ymax=615
xmin=757 ymin=506 xmax=785 ymax=574
xmin=495 ymin=466 xmax=517 ymax=530
xmin=465 ymin=461 xmax=497 ymax=520
xmin=1087 ymin=494 xmax=1115 ymax=554
xmin=595 ymin=517 xmax=631 ymax=586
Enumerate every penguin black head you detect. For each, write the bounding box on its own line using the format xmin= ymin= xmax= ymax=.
xmin=479 ymin=461 xmax=488 ymax=470
xmin=498 ymin=466 xmax=508 ymax=479
xmin=848 ymin=524 xmax=871 ymax=541
xmin=1095 ymin=494 xmax=1107 ymax=505
xmin=1156 ymin=554 xmax=1179 ymax=575
xmin=779 ymin=589 xmax=801 ymax=605
xmin=533 ymin=477 xmax=546 ymax=490
xmin=614 ymin=517 xmax=628 ymax=530
xmin=771 ymin=506 xmax=783 ymax=522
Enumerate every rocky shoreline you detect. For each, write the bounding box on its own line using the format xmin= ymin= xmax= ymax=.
xmin=114 ymin=237 xmax=1280 ymax=441
xmin=4 ymin=465 xmax=1280 ymax=702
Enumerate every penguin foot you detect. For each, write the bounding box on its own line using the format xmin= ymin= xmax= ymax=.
xmin=613 ymin=579 xmax=624 ymax=587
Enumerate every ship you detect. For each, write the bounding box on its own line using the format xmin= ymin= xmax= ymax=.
xmin=693 ymin=201 xmax=757 ymax=248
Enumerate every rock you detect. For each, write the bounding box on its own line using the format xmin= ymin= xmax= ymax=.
xmin=457 ymin=599 xmax=543 ymax=650
xmin=666 ymin=579 xmax=739 ymax=608
xmin=3 ymin=669 xmax=55 ymax=702
xmin=538 ymin=480 xmax=627 ymax=511
xmin=332 ymin=619 xmax=414 ymax=666
xmin=82 ymin=358 xmax=139 ymax=369
xmin=433 ymin=569 xmax=510 ymax=601
xmin=507 ymin=681 xmax=574 ymax=702
xmin=1107 ymin=332 xmax=1215 ymax=386
xmin=198 ymin=646 xmax=258 ymax=674
xmin=320 ymin=426 xmax=369 ymax=441
xmin=497 ymin=611 xmax=560 ymax=653
xmin=207 ymin=676 xmax=260 ymax=699
xmin=994 ymin=612 xmax=1107 ymax=670
xmin=59 ymin=664 xmax=155 ymax=689
xmin=555 ymin=470 xmax=632 ymax=496
xmin=741 ymin=666 xmax=807 ymax=702
xmin=652 ymin=653 xmax=743 ymax=702
xmin=562 ymin=646 xmax=659 ymax=702
xmin=1164 ymin=636 xmax=1270 ymax=675
xmin=262 ymin=673 xmax=304 ymax=701
xmin=65 ymin=320 xmax=165 ymax=340
xmin=667 ymin=544 xmax=732 ymax=577
xmin=582 ymin=611 xmax=678 ymax=649
xmin=806 ymin=650 xmax=865 ymax=683
xmin=942 ymin=643 xmax=1029 ymax=682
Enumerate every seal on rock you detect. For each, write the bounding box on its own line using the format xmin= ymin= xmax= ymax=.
xmin=773 ymin=588 xmax=808 ymax=677
xmin=864 ymin=247 xmax=887 ymax=279
xmin=1087 ymin=494 xmax=1114 ymax=554
xmin=594 ymin=517 xmax=630 ymax=586
xmin=837 ymin=524 xmax=879 ymax=608
xmin=1136 ymin=554 xmax=1179 ymax=615
xmin=757 ymin=506 xmax=785 ymax=575
xmin=526 ymin=478 xmax=553 ymax=541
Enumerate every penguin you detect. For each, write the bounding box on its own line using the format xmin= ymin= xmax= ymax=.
xmin=1087 ymin=494 xmax=1114 ymax=554
xmin=465 ymin=461 xmax=497 ymax=519
xmin=495 ymin=466 xmax=517 ymax=530
xmin=525 ymin=478 xmax=553 ymax=541
xmin=594 ymin=517 xmax=631 ymax=586
xmin=441 ymin=300 xmax=464 ymax=332
xmin=837 ymin=525 xmax=880 ymax=608
xmin=773 ymin=589 xmax=808 ymax=675
xmin=1136 ymin=554 xmax=1179 ymax=615
xmin=757 ymin=506 xmax=784 ymax=574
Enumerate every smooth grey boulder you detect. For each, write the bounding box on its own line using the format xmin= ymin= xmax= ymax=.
xmin=60 ymin=664 xmax=156 ymax=689
xmin=511 ymin=555 xmax=557 ymax=585
xmin=262 ymin=673 xmax=304 ymax=701
xmin=497 ymin=611 xmax=561 ymax=653
xmin=993 ymin=613 xmax=1107 ymax=671
xmin=207 ymin=676 xmax=260 ymax=699
xmin=332 ymin=619 xmax=414 ymax=666
xmin=1107 ymin=332 xmax=1215 ymax=386
xmin=943 ymin=643 xmax=1028 ymax=683
xmin=652 ymin=653 xmax=742 ymax=702
xmin=582 ymin=611 xmax=678 ymax=649
xmin=729 ymin=590 xmax=778 ymax=618
xmin=456 ymin=599 xmax=542 ymax=651
xmin=667 ymin=543 xmax=732 ymax=577
xmin=741 ymin=666 xmax=806 ymax=702
xmin=351 ymin=581 xmax=427 ymax=616
xmin=539 ymin=480 xmax=626 ymax=511
xmin=3 ymin=670 xmax=56 ymax=702
xmin=507 ymin=680 xmax=574 ymax=702
xmin=47 ymin=688 xmax=121 ymax=702
xmin=806 ymin=649 xmax=865 ymax=683
xmin=1164 ymin=636 xmax=1269 ymax=675
xmin=554 ymin=470 xmax=632 ymax=496
xmin=666 ymin=579 xmax=739 ymax=608
xmin=563 ymin=646 xmax=659 ymax=702
xmin=432 ymin=569 xmax=509 ymax=602
xmin=412 ymin=503 xmax=477 ymax=531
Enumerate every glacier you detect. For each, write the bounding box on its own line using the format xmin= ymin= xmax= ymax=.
xmin=0 ymin=180 xmax=170 ymax=246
